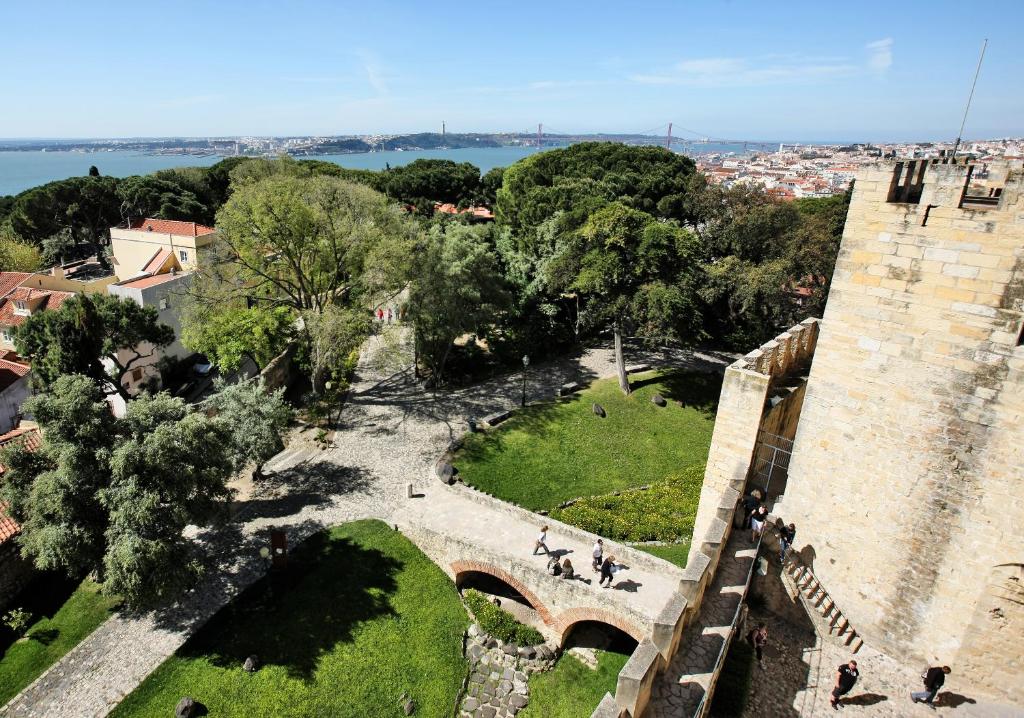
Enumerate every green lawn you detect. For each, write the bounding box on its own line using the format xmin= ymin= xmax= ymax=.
xmin=0 ymin=577 xmax=120 ymax=705
xmin=639 ymin=542 xmax=692 ymax=568
xmin=520 ymin=650 xmax=631 ymax=718
xmin=110 ymin=520 xmax=469 ymax=718
xmin=455 ymin=370 xmax=719 ymax=511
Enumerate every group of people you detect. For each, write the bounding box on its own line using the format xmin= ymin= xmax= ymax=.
xmin=830 ymin=659 xmax=950 ymax=710
xmin=533 ymin=528 xmax=618 ymax=588
xmin=375 ymin=305 xmax=402 ymax=323
xmin=740 ymin=488 xmax=797 ymax=562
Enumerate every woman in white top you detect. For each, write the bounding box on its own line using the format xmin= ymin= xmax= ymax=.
xmin=533 ymin=525 xmax=550 ymax=555
xmin=592 ymin=539 xmax=604 ymax=571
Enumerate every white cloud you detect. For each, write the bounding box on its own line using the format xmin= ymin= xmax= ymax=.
xmin=630 ymin=41 xmax=894 ymax=87
xmin=355 ymin=50 xmax=389 ymax=96
xmin=866 ymin=38 xmax=894 ymax=72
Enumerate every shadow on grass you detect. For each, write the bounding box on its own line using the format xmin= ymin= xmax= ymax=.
xmin=175 ymin=529 xmax=402 ymax=682
xmin=0 ymin=572 xmax=85 ymax=656
xmin=628 ymin=370 xmax=722 ymax=416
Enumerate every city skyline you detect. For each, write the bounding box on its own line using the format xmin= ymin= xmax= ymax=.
xmin=2 ymin=0 xmax=1023 ymax=141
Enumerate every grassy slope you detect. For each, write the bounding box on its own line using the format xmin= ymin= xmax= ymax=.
xmin=639 ymin=542 xmax=692 ymax=568
xmin=110 ymin=520 xmax=468 ymax=718
xmin=520 ymin=650 xmax=631 ymax=718
xmin=455 ymin=370 xmax=719 ymax=511
xmin=0 ymin=578 xmax=119 ymax=705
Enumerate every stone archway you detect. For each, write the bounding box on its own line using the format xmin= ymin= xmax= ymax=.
xmin=451 ymin=560 xmax=557 ymax=629
xmin=556 ymin=607 xmax=646 ymax=646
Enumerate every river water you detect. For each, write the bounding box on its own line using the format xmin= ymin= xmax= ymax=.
xmin=0 ymin=142 xmax=756 ymax=196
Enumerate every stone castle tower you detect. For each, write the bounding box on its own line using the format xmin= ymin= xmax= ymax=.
xmin=782 ymin=159 xmax=1024 ymax=703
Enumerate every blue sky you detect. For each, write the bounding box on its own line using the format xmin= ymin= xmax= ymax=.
xmin=2 ymin=0 xmax=1022 ymax=141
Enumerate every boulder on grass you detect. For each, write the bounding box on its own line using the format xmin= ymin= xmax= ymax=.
xmin=651 ymin=393 xmax=667 ymax=407
xmin=175 ymin=697 xmax=197 ymax=718
xmin=435 ymin=461 xmax=454 ymax=484
xmin=243 ymin=655 xmax=259 ymax=673
xmin=592 ymin=403 xmax=606 ymax=418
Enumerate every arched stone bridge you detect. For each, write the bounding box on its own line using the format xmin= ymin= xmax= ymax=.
xmin=397 ymin=482 xmax=688 ymax=647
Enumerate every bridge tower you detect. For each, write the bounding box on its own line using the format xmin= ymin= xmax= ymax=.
xmin=666 ymin=122 xmax=672 ymax=150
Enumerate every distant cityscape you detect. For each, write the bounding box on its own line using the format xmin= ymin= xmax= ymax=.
xmin=1 ymin=133 xmax=1022 ymax=201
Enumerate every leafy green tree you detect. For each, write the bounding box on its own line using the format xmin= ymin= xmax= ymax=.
xmin=495 ymin=142 xmax=696 ymax=241
xmin=546 ymin=203 xmax=703 ymax=394
xmin=0 ymin=376 xmax=287 ymax=609
xmin=88 ymin=166 xmax=100 ymax=177
xmin=209 ymin=175 xmax=415 ymax=313
xmin=206 ymin=378 xmax=292 ymax=476
xmin=480 ymin=167 xmax=505 ymax=206
xmin=382 ymin=159 xmax=481 ymax=206
xmin=302 ymin=305 xmax=369 ymax=393
xmin=0 ymin=231 xmax=42 ymax=271
xmin=180 ymin=303 xmax=294 ymax=373
xmin=115 ymin=175 xmax=208 ymax=223
xmin=15 ymin=293 xmax=174 ymax=402
xmin=408 ymin=223 xmax=510 ymax=385
xmin=7 ymin=176 xmax=121 ymax=247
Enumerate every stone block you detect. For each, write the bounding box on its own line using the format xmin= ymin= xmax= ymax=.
xmin=483 ymin=409 xmax=513 ymax=427
xmin=557 ymin=382 xmax=581 ymax=396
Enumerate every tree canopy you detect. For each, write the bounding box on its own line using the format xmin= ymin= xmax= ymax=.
xmin=0 ymin=375 xmax=289 ymax=609
xmin=15 ymin=293 xmax=174 ymax=402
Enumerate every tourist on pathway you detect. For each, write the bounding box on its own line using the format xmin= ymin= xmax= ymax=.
xmin=750 ymin=504 xmax=769 ymax=543
xmin=561 ymin=558 xmax=575 ymax=580
xmin=831 ymin=660 xmax=859 ymax=710
xmin=912 ymin=665 xmax=951 ymax=708
xmin=376 ymin=307 xmax=384 ymax=322
xmin=592 ymin=539 xmax=604 ymax=571
xmin=747 ymin=623 xmax=769 ymax=668
xmin=599 ymin=556 xmax=616 ymax=588
xmin=779 ymin=522 xmax=797 ymax=562
xmin=546 ymin=555 xmax=562 ymax=576
xmin=386 ymin=307 xmax=392 ymax=323
xmin=533 ymin=525 xmax=549 ymax=555
xmin=740 ymin=489 xmax=763 ymax=529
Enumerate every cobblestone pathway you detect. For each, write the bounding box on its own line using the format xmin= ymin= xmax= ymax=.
xmin=1 ymin=328 xmax=728 ymax=718
xmin=647 ymin=531 xmax=758 ymax=717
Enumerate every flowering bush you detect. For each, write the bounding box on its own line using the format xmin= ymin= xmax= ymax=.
xmin=463 ymin=589 xmax=544 ymax=645
xmin=549 ymin=465 xmax=704 ymax=542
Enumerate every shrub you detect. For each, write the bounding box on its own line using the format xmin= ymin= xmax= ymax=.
xmin=709 ymin=635 xmax=755 ymax=717
xmin=548 ymin=465 xmax=704 ymax=542
xmin=463 ymin=589 xmax=544 ymax=646
xmin=3 ymin=608 xmax=33 ymax=637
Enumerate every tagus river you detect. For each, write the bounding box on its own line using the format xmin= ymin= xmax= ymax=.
xmin=0 ymin=146 xmax=549 ymax=196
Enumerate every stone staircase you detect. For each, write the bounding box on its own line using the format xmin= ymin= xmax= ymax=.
xmin=781 ymin=558 xmax=864 ymax=654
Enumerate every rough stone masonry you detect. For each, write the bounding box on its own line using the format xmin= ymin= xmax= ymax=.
xmin=781 ymin=158 xmax=1024 ymax=704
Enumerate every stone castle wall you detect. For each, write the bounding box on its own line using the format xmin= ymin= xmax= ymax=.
xmin=782 ymin=160 xmax=1024 ymax=703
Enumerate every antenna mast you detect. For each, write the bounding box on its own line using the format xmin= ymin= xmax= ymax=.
xmin=666 ymin=122 xmax=672 ymax=150
xmin=952 ymin=38 xmax=987 ymax=159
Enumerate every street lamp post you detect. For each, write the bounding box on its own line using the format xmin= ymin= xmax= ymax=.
xmin=521 ymin=355 xmax=530 ymax=407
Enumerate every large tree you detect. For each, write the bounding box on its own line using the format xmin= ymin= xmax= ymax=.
xmin=408 ymin=223 xmax=510 ymax=385
xmin=7 ymin=176 xmax=121 ymax=247
xmin=180 ymin=303 xmax=294 ymax=373
xmin=207 ymin=174 xmax=415 ymax=314
xmin=15 ymin=293 xmax=174 ymax=402
xmin=0 ymin=375 xmax=288 ymax=609
xmin=115 ymin=175 xmax=208 ymax=224
xmin=546 ymin=202 xmax=703 ymax=394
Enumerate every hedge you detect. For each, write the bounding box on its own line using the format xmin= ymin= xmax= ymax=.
xmin=548 ymin=465 xmax=703 ymax=542
xmin=463 ymin=589 xmax=544 ymax=646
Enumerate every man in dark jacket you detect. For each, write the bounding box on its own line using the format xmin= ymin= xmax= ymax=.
xmin=912 ymin=665 xmax=951 ymax=708
xmin=831 ymin=660 xmax=859 ymax=710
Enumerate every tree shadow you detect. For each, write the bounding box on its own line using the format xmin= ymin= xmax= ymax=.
xmin=175 ymin=529 xmax=402 ymax=681
xmin=238 ymin=463 xmax=372 ymax=521
xmin=628 ymin=369 xmax=723 ymax=416
xmin=0 ymin=571 xmax=87 ymax=656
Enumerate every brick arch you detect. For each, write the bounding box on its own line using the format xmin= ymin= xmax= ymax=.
xmin=451 ymin=560 xmax=556 ymax=628
xmin=556 ymin=607 xmax=646 ymax=645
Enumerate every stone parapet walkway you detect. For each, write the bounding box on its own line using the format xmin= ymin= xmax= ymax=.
xmin=647 ymin=530 xmax=758 ymax=718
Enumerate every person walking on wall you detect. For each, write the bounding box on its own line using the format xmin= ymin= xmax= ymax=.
xmin=747 ymin=623 xmax=769 ymax=668
xmin=533 ymin=525 xmax=549 ymax=555
xmin=740 ymin=489 xmax=762 ymax=529
xmin=779 ymin=522 xmax=797 ymax=563
xmin=750 ymin=504 xmax=769 ymax=543
xmin=592 ymin=539 xmax=604 ymax=571
xmin=599 ymin=556 xmax=616 ymax=588
xmin=831 ymin=660 xmax=859 ymax=710
xmin=911 ymin=665 xmax=951 ymax=709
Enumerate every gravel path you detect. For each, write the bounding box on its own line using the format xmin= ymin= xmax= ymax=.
xmin=1 ymin=327 xmax=727 ymax=718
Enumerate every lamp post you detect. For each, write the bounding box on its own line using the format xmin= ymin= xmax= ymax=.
xmin=521 ymin=355 xmax=530 ymax=407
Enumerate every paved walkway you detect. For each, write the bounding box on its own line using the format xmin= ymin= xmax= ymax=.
xmin=1 ymin=327 xmax=727 ymax=718
xmin=647 ymin=530 xmax=758 ymax=717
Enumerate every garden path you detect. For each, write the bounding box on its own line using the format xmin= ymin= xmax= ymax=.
xmin=1 ymin=326 xmax=727 ymax=718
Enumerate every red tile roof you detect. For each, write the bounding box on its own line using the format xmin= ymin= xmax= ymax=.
xmin=0 ymin=426 xmax=42 ymax=544
xmin=433 ymin=203 xmax=495 ymax=219
xmin=142 ymin=248 xmax=172 ymax=274
xmin=0 ymin=272 xmax=31 ymax=299
xmin=118 ymin=273 xmax=180 ymax=290
xmin=0 ymin=286 xmax=74 ymax=329
xmin=127 ymin=218 xmax=215 ymax=237
xmin=0 ymin=358 xmax=30 ymax=392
